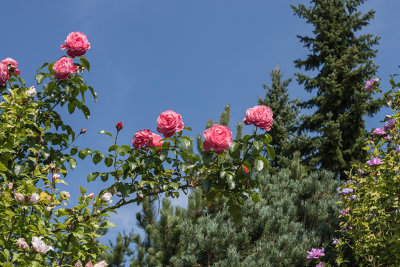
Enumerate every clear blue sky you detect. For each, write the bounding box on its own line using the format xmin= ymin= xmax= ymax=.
xmin=3 ymin=0 xmax=400 ymax=246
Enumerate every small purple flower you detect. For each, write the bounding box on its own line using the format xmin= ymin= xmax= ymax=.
xmin=364 ymin=78 xmax=379 ymax=91
xmin=350 ymin=195 xmax=357 ymax=201
xmin=396 ymin=146 xmax=400 ymax=153
xmin=340 ymin=209 xmax=349 ymax=215
xmin=348 ymin=226 xmax=353 ymax=230
xmin=384 ymin=119 xmax=395 ymax=130
xmin=367 ymin=157 xmax=384 ymax=166
xmin=337 ymin=187 xmax=354 ymax=196
xmin=357 ymin=169 xmax=364 ymax=175
xmin=332 ymin=238 xmax=339 ymax=245
xmin=316 ymin=262 xmax=325 ymax=267
xmin=307 ymin=248 xmax=325 ymax=259
xmin=372 ymin=127 xmax=386 ymax=135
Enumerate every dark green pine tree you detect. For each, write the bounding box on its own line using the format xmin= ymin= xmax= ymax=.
xmin=292 ymin=0 xmax=382 ymax=179
xmin=258 ymin=67 xmax=301 ymax=172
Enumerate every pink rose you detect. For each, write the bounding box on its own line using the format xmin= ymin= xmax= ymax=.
xmin=2 ymin=58 xmax=21 ymax=75
xmin=149 ymin=133 xmax=164 ymax=148
xmin=132 ymin=130 xmax=153 ymax=149
xmin=243 ymin=105 xmax=273 ymax=131
xmin=0 ymin=63 xmax=9 ymax=85
xmin=203 ymin=124 xmax=232 ymax=154
xmin=61 ymin=32 xmax=91 ymax=57
xmin=157 ymin=110 xmax=184 ymax=138
xmin=53 ymin=57 xmax=77 ymax=80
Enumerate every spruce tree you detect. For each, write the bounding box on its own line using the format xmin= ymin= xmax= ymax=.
xmin=258 ymin=67 xmax=301 ymax=172
xmin=292 ymin=0 xmax=382 ymax=179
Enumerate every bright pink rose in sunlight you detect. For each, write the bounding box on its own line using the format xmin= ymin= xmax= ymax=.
xmin=2 ymin=58 xmax=21 ymax=75
xmin=149 ymin=133 xmax=164 ymax=148
xmin=0 ymin=63 xmax=9 ymax=85
xmin=157 ymin=110 xmax=184 ymax=138
xmin=203 ymin=124 xmax=232 ymax=154
xmin=53 ymin=57 xmax=77 ymax=80
xmin=132 ymin=130 xmax=153 ymax=149
xmin=243 ymin=105 xmax=273 ymax=131
xmin=61 ymin=32 xmax=91 ymax=57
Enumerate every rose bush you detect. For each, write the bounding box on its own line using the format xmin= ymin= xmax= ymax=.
xmin=0 ymin=32 xmax=275 ymax=266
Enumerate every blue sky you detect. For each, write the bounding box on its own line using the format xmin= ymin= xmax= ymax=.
xmin=3 ymin=0 xmax=400 ymax=248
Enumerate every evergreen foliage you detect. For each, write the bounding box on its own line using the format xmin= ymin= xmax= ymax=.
xmin=119 ymin=154 xmax=341 ymax=266
xmin=292 ymin=0 xmax=382 ymax=179
xmin=258 ymin=67 xmax=301 ymax=172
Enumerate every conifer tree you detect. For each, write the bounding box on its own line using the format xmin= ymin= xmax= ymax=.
xmin=258 ymin=67 xmax=301 ymax=172
xmin=125 ymin=154 xmax=342 ymax=266
xmin=292 ymin=0 xmax=382 ymax=179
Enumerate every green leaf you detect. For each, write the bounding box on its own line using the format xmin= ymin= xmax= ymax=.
xmin=100 ymin=220 xmax=116 ymax=229
xmin=81 ymin=105 xmax=90 ymax=119
xmin=93 ymin=153 xmax=104 ymax=165
xmin=79 ymin=58 xmax=90 ymax=71
xmin=68 ymin=102 xmax=76 ymax=114
xmin=69 ymin=158 xmax=77 ymax=170
xmin=104 ymin=157 xmax=113 ymax=167
xmin=263 ymin=134 xmax=272 ymax=145
xmin=229 ymin=141 xmax=241 ymax=159
xmin=37 ymin=63 xmax=48 ymax=72
xmin=0 ymin=162 xmax=8 ymax=172
xmin=266 ymin=144 xmax=275 ymax=160
xmin=87 ymin=172 xmax=99 ymax=182
xmin=202 ymin=179 xmax=211 ymax=193
xmin=99 ymin=130 xmax=114 ymax=139
xmin=35 ymin=73 xmax=46 ymax=84
xmin=253 ymin=140 xmax=263 ymax=151
xmin=170 ymin=182 xmax=180 ymax=190
xmin=100 ymin=173 xmax=109 ymax=181
xmin=70 ymin=147 xmax=78 ymax=156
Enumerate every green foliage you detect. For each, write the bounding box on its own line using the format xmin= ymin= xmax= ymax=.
xmin=258 ymin=67 xmax=301 ymax=172
xmin=337 ymin=73 xmax=400 ymax=266
xmin=292 ymin=0 xmax=383 ymax=179
xmin=119 ymin=154 xmax=341 ymax=266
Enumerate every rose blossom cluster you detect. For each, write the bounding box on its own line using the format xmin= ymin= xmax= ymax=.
xmin=53 ymin=32 xmax=90 ymax=80
xmin=130 ymin=105 xmax=273 ymax=154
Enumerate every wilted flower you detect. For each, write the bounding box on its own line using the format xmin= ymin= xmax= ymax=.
xmin=100 ymin=192 xmax=112 ymax=203
xmin=14 ymin=193 xmax=25 ymax=203
xmin=384 ymin=135 xmax=392 ymax=142
xmin=307 ymin=248 xmax=325 ymax=259
xmin=29 ymin=193 xmax=40 ymax=204
xmin=367 ymin=157 xmax=384 ymax=166
xmin=53 ymin=173 xmax=60 ymax=180
xmin=31 ymin=236 xmax=54 ymax=254
xmin=396 ymin=146 xmax=400 ymax=153
xmin=25 ymin=86 xmax=37 ymax=97
xmin=349 ymin=195 xmax=357 ymax=201
xmin=332 ymin=238 xmax=339 ymax=245
xmin=357 ymin=169 xmax=364 ymax=175
xmin=74 ymin=261 xmax=83 ymax=267
xmin=16 ymin=238 xmax=29 ymax=250
xmin=62 ymin=191 xmax=71 ymax=198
